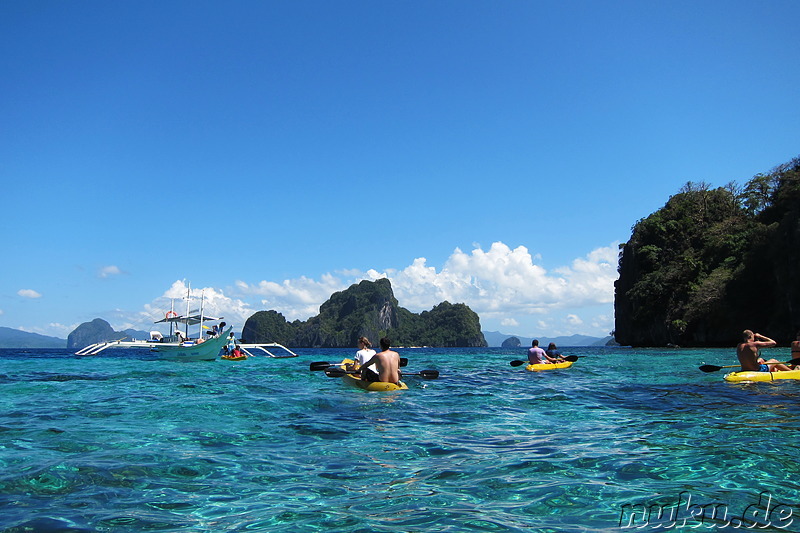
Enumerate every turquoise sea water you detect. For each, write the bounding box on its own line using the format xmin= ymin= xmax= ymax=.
xmin=1 ymin=346 xmax=799 ymax=532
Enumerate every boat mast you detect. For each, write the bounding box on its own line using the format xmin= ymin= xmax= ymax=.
xmin=169 ymin=299 xmax=175 ymax=337
xmin=184 ymin=282 xmax=191 ymax=339
xmin=199 ymin=290 xmax=205 ymax=340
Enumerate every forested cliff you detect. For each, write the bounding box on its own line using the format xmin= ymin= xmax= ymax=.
xmin=241 ymin=278 xmax=487 ymax=348
xmin=615 ymin=156 xmax=800 ymax=347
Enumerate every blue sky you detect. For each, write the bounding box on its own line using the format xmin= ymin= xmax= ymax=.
xmin=1 ymin=1 xmax=798 ymax=341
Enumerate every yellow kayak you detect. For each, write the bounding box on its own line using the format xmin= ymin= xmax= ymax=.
xmin=526 ymin=361 xmax=574 ymax=372
xmin=724 ymin=369 xmax=800 ymax=382
xmin=339 ymin=359 xmax=408 ymax=391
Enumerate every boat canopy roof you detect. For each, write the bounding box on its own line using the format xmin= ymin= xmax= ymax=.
xmin=154 ymin=314 xmax=223 ymax=326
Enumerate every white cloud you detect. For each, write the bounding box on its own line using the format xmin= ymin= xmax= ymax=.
xmin=115 ymin=280 xmax=255 ymax=333
xmin=228 ymin=241 xmax=619 ymax=336
xmin=98 ymin=265 xmax=122 ymax=278
xmin=385 ymin=241 xmax=618 ymax=316
xmin=18 ymin=289 xmax=41 ymax=299
xmin=105 ymin=243 xmax=617 ymax=337
xmin=234 ymin=274 xmax=349 ymax=321
xmin=566 ymin=314 xmax=584 ymax=326
xmin=47 ymin=322 xmax=74 ymax=336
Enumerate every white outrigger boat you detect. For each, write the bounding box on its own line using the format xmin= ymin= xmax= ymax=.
xmin=74 ymin=285 xmax=297 ymax=361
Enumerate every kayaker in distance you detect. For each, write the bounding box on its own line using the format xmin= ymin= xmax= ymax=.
xmin=528 ymin=339 xmax=560 ymax=365
xmin=226 ymin=332 xmax=236 ymax=355
xmin=358 ymin=337 xmax=401 ymax=384
xmin=736 ymin=330 xmax=791 ymax=372
xmin=545 ymin=342 xmax=567 ymax=363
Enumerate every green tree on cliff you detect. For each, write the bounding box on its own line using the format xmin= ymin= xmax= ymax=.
xmin=615 ymin=156 xmax=800 ymax=346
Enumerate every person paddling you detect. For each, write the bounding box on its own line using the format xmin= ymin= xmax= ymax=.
xmin=528 ymin=339 xmax=559 ymax=365
xmin=545 ymin=342 xmax=566 ymax=363
xmin=358 ymin=337 xmax=401 ymax=384
xmin=736 ymin=330 xmax=790 ymax=372
xmin=346 ymin=336 xmax=376 ymax=376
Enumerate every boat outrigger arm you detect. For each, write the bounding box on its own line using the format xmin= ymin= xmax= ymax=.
xmin=235 ymin=343 xmax=298 ymax=358
xmin=75 ymin=338 xmax=298 ymax=358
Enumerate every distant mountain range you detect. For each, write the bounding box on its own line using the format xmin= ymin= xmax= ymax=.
xmin=482 ymin=331 xmax=615 ymax=348
xmin=0 ymin=325 xmax=615 ymax=349
xmin=0 ymin=327 xmax=66 ymax=348
xmin=0 ymin=325 xmax=151 ymax=349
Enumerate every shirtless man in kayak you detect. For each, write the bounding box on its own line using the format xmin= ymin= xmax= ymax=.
xmin=737 ymin=330 xmax=790 ymax=372
xmin=359 ymin=337 xmax=401 ymax=384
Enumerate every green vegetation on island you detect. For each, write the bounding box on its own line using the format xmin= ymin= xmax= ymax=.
xmin=615 ymin=156 xmax=800 ymax=347
xmin=242 ymin=278 xmax=487 ymax=348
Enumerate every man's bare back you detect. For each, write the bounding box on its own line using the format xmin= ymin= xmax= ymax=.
xmin=736 ymin=330 xmax=787 ymax=371
xmin=361 ymin=337 xmax=401 ymax=384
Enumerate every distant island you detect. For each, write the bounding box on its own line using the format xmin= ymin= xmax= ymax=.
xmin=66 ymin=319 xmax=150 ymax=351
xmin=615 ymin=156 xmax=800 ymax=347
xmin=0 ymin=324 xmax=615 ymax=350
xmin=242 ymin=278 xmax=487 ymax=348
xmin=1 ymin=277 xmax=611 ymax=349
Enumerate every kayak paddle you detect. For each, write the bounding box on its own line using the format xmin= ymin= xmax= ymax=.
xmin=402 ymin=370 xmax=439 ymax=379
xmin=309 ymin=358 xmax=408 ymax=371
xmin=509 ymin=355 xmax=579 ymax=367
xmin=323 ymin=367 xmax=439 ymax=379
xmin=698 ymin=357 xmax=800 ymax=373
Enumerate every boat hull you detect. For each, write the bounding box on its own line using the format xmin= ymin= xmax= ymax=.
xmin=340 ymin=359 xmax=408 ymax=391
xmin=724 ymin=369 xmax=800 ymax=382
xmin=151 ymin=327 xmax=232 ymax=362
xmin=525 ymin=361 xmax=574 ymax=372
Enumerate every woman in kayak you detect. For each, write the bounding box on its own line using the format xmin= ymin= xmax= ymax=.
xmin=545 ymin=343 xmax=566 ymax=363
xmin=347 ymin=336 xmax=377 ymax=377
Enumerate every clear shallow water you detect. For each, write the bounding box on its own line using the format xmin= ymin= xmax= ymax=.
xmin=1 ymin=346 xmax=799 ymax=532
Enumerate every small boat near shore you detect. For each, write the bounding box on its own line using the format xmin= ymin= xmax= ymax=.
xmin=74 ymin=284 xmax=297 ymax=361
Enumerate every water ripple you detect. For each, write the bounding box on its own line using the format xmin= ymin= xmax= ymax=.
xmin=1 ymin=347 xmax=799 ymax=531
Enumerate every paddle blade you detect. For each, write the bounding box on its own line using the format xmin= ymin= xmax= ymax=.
xmin=699 ymin=364 xmax=724 ymax=373
xmin=324 ymin=368 xmax=350 ymax=378
xmin=312 ymin=359 xmax=406 ymax=372
xmin=563 ymin=355 xmax=579 ymax=362
xmin=417 ymin=369 xmax=439 ymax=379
xmin=510 ymin=360 xmax=527 ymax=367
